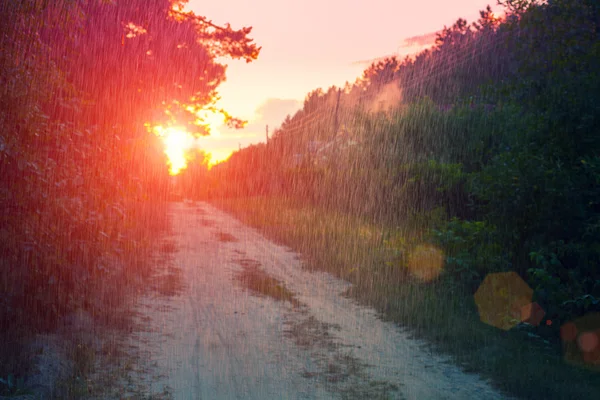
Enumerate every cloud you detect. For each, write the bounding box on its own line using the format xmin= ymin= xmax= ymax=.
xmin=194 ymin=98 xmax=302 ymax=163
xmin=222 ymin=97 xmax=302 ymax=137
xmin=400 ymin=31 xmax=438 ymax=47
xmin=254 ymin=98 xmax=302 ymax=126
xmin=351 ymin=54 xmax=398 ymax=66
xmin=351 ymin=31 xmax=439 ymax=66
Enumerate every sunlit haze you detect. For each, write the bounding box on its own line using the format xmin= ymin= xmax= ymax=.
xmin=150 ymin=1 xmax=503 ymax=171
xmin=6 ymin=1 xmax=599 ymax=398
xmin=178 ymin=0 xmax=500 ymax=166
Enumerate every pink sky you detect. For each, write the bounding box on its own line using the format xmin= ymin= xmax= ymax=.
xmin=186 ymin=0 xmax=501 ymax=163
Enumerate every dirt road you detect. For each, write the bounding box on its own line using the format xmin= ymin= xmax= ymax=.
xmin=120 ymin=202 xmax=508 ymax=399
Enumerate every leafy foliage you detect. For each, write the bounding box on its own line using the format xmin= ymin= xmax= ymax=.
xmin=433 ymin=219 xmax=509 ymax=290
xmin=206 ymin=0 xmax=600 ymax=339
xmin=0 ymin=0 xmax=259 ymax=385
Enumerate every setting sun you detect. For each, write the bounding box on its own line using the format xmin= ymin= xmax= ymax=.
xmin=146 ymin=109 xmax=232 ymax=175
xmin=149 ymin=125 xmax=192 ymax=175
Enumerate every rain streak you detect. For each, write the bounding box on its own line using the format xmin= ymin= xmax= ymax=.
xmin=1 ymin=1 xmax=599 ymax=399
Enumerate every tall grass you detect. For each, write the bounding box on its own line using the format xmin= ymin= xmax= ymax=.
xmin=213 ymin=195 xmax=600 ymax=400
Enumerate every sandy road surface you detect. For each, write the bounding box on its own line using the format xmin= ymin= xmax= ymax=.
xmin=122 ymin=201 xmax=508 ymax=399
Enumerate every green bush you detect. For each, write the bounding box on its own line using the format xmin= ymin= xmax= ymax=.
xmin=433 ymin=218 xmax=510 ymax=291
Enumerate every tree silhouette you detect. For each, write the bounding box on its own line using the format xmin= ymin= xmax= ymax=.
xmin=50 ymin=0 xmax=260 ymax=135
xmin=0 ymin=0 xmax=261 ymax=340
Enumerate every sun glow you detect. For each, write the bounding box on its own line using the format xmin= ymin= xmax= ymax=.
xmin=147 ymin=109 xmax=228 ymax=175
xmin=150 ymin=125 xmax=192 ymax=175
xmin=191 ymin=108 xmax=226 ymax=137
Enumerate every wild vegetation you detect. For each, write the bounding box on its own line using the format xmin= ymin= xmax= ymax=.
xmin=0 ymin=0 xmax=258 ymax=396
xmin=185 ymin=0 xmax=600 ymax=397
xmin=3 ymin=0 xmax=599 ymax=397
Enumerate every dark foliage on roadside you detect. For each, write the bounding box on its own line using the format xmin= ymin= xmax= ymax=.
xmin=198 ymin=0 xmax=600 ymax=345
xmin=0 ymin=0 xmax=258 ymax=394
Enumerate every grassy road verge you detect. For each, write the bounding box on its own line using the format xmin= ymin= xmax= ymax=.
xmin=0 ymin=200 xmax=173 ymax=399
xmin=212 ymin=196 xmax=600 ymax=400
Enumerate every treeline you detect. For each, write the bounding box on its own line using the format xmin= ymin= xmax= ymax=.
xmin=0 ymin=0 xmax=258 ymax=388
xmin=198 ymin=0 xmax=600 ymax=338
xmin=1 ymin=2 xmax=167 ymax=335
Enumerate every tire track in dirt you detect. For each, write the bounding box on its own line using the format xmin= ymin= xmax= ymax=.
xmin=109 ymin=201 xmax=509 ymax=399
